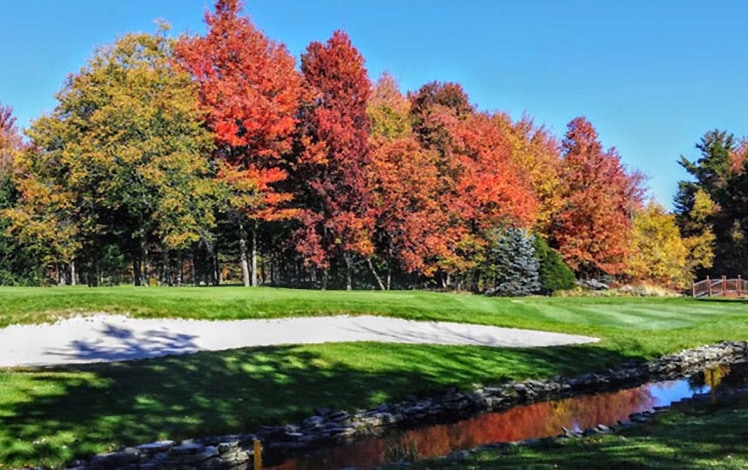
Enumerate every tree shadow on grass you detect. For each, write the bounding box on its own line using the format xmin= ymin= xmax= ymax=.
xmin=0 ymin=341 xmax=643 ymax=467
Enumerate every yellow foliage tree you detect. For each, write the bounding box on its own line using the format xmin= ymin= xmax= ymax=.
xmin=493 ymin=114 xmax=562 ymax=235
xmin=682 ymin=189 xmax=716 ymax=278
xmin=628 ymin=200 xmax=689 ymax=288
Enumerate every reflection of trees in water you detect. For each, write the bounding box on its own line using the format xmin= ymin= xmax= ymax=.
xmin=689 ymin=364 xmax=733 ymax=392
xmin=271 ymin=385 xmax=656 ymax=469
xmin=400 ymin=386 xmax=654 ymax=459
xmin=269 ymin=364 xmax=748 ymax=470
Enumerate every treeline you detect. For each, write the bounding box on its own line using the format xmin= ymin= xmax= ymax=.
xmin=0 ymin=0 xmax=742 ymax=291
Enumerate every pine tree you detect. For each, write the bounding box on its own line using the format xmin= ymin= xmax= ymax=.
xmin=484 ymin=227 xmax=540 ymax=297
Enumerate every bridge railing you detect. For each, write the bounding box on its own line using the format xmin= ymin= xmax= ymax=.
xmin=692 ymin=276 xmax=747 ymax=298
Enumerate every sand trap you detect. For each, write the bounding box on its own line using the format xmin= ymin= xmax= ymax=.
xmin=0 ymin=314 xmax=598 ymax=368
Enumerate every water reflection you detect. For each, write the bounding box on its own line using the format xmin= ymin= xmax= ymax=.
xmin=267 ymin=364 xmax=745 ymax=470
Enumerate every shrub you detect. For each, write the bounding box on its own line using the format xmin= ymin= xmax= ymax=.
xmin=533 ymin=236 xmax=576 ymax=294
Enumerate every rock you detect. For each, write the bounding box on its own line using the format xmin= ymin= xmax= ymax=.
xmin=88 ymin=449 xmax=140 ymax=470
xmin=628 ymin=413 xmax=651 ymax=423
xmin=303 ymin=415 xmax=325 ymax=427
xmin=330 ymin=410 xmax=350 ymax=421
xmin=217 ymin=441 xmax=238 ymax=454
xmin=561 ymin=426 xmax=581 ymax=438
xmin=137 ymin=440 xmax=175 ymax=453
xmin=169 ymin=442 xmax=205 ymax=455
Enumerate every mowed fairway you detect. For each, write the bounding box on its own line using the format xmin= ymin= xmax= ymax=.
xmin=0 ymin=286 xmax=747 ymax=467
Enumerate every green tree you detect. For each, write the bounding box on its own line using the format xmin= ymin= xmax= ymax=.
xmin=533 ymin=235 xmax=576 ymax=294
xmin=11 ymin=29 xmax=216 ymax=285
xmin=675 ymin=130 xmax=747 ymax=276
xmin=482 ymin=227 xmax=540 ymax=297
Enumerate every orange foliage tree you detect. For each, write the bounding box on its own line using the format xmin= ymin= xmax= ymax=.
xmin=552 ymin=117 xmax=644 ymax=278
xmin=408 ymin=82 xmax=538 ymax=287
xmin=176 ymin=0 xmax=301 ymax=286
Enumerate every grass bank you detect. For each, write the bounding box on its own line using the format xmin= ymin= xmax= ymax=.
xmin=0 ymin=286 xmax=747 ymax=467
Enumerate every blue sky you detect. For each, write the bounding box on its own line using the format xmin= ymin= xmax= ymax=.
xmin=1 ymin=0 xmax=746 ymax=207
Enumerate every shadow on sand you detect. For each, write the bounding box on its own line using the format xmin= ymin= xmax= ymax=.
xmin=44 ymin=323 xmax=200 ymax=363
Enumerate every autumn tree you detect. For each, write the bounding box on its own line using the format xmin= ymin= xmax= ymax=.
xmin=407 ymin=82 xmax=473 ymax=283
xmin=367 ymin=74 xmax=449 ymax=287
xmin=3 ymin=110 xmax=87 ymax=284
xmin=296 ymin=30 xmax=374 ymax=290
xmin=176 ymin=0 xmax=301 ymax=287
xmin=494 ymin=114 xmax=563 ymax=235
xmin=369 ymin=135 xmax=446 ymax=287
xmin=628 ymin=201 xmax=689 ymax=287
xmin=367 ymin=72 xmax=411 ymax=141
xmin=410 ymin=81 xmax=474 ymax=150
xmin=551 ymin=117 xmax=643 ymax=278
xmin=0 ymin=103 xmax=21 ymax=171
xmin=10 ymin=30 xmax=216 ymax=286
xmin=451 ymin=112 xmax=538 ymax=232
xmin=0 ymin=103 xmax=43 ymax=284
xmin=407 ymin=83 xmax=539 ymax=286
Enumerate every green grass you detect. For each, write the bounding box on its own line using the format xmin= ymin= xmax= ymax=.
xmin=0 ymin=286 xmax=747 ymax=467
xmin=405 ymin=391 xmax=748 ymax=469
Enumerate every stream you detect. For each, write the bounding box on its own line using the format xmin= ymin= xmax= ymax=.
xmin=265 ymin=362 xmax=748 ymax=469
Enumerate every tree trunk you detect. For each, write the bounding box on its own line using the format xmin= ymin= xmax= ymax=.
xmin=322 ymin=268 xmax=329 ymax=291
xmin=142 ymin=241 xmax=149 ymax=286
xmin=367 ymin=258 xmax=386 ymax=290
xmin=344 ymin=254 xmax=353 ymax=291
xmin=134 ymin=258 xmax=142 ymax=286
xmin=213 ymin=244 xmax=220 ymax=285
xmin=70 ymin=259 xmax=76 ymax=286
xmin=178 ymin=251 xmax=184 ymax=286
xmin=251 ymin=223 xmax=258 ymax=287
xmin=239 ymin=222 xmax=250 ymax=287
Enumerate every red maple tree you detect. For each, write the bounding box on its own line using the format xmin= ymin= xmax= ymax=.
xmin=295 ymin=30 xmax=374 ymax=290
xmin=0 ymin=103 xmax=21 ymax=171
xmin=407 ymin=83 xmax=538 ymax=283
xmin=553 ymin=117 xmax=644 ymax=277
xmin=370 ymin=136 xmax=449 ymax=280
xmin=175 ymin=0 xmax=301 ymax=286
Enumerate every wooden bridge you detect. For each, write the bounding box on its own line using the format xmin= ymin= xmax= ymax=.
xmin=692 ymin=276 xmax=748 ymax=298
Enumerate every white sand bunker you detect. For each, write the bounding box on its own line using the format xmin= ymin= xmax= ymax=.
xmin=0 ymin=314 xmax=598 ymax=368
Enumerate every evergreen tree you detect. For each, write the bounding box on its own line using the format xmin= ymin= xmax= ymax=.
xmin=533 ymin=235 xmax=576 ymax=294
xmin=483 ymin=227 xmax=540 ymax=297
xmin=675 ymin=130 xmax=748 ymax=276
